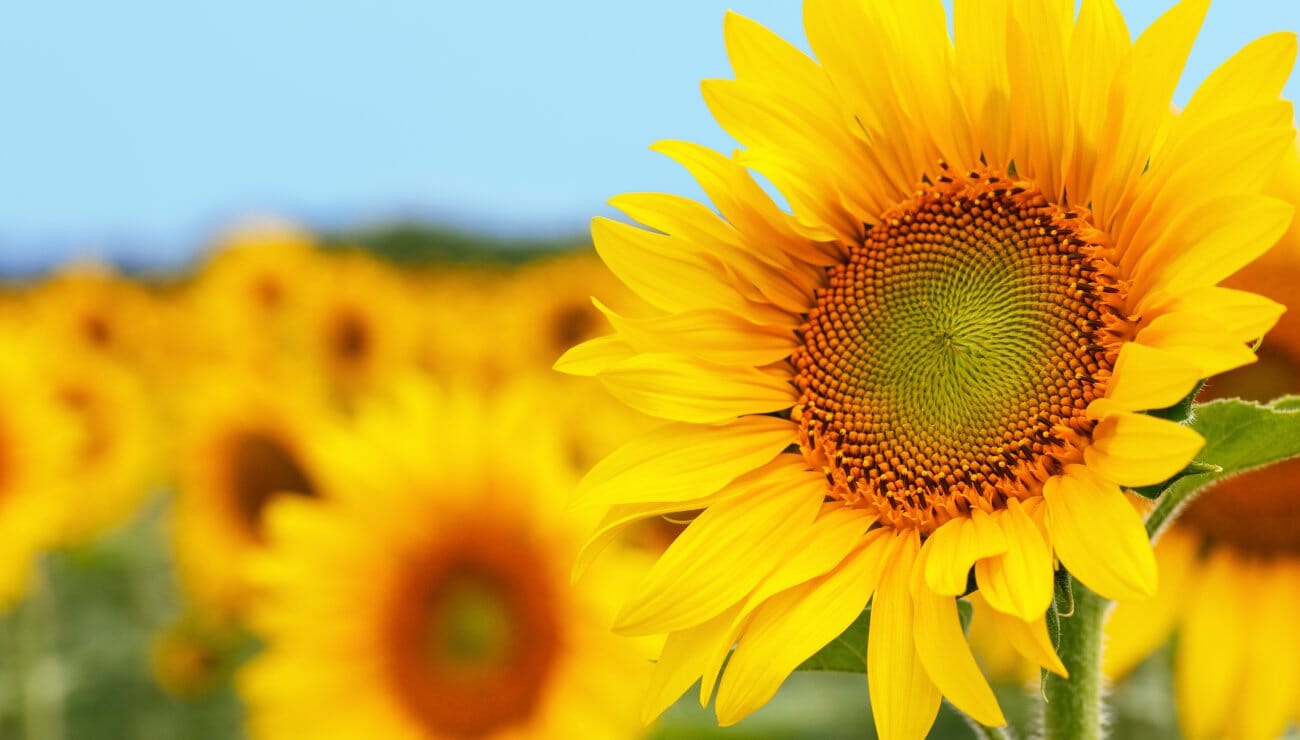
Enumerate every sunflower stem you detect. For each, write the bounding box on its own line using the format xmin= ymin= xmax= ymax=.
xmin=1041 ymin=582 xmax=1106 ymax=740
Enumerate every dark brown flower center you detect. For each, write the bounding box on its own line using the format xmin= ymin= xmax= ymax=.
xmin=226 ymin=431 xmax=316 ymax=540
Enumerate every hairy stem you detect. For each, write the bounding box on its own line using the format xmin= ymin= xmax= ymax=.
xmin=1042 ymin=583 xmax=1106 ymax=740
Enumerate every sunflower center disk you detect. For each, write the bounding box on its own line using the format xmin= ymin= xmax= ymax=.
xmin=388 ymin=529 xmax=561 ymax=738
xmin=793 ymin=171 xmax=1131 ymax=532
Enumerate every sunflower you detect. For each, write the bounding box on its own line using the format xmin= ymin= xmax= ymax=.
xmin=239 ymin=382 xmax=653 ymax=740
xmin=294 ymin=251 xmax=421 ymax=406
xmin=172 ymin=370 xmax=335 ymax=619
xmin=0 ymin=331 xmax=76 ymax=609
xmin=41 ymin=347 xmax=160 ymax=544
xmin=17 ymin=263 xmax=157 ymax=366
xmin=557 ymin=2 xmax=1295 ymax=735
xmin=1105 ymin=145 xmax=1300 ymax=740
xmin=498 ymin=251 xmax=648 ymax=373
xmin=185 ymin=221 xmax=326 ymax=372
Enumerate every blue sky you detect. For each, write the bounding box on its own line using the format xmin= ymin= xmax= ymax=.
xmin=1 ymin=1 xmax=1297 ymax=270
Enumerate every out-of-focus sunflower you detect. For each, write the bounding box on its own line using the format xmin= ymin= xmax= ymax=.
xmin=558 ymin=3 xmax=1295 ymax=736
xmin=172 ymin=371 xmax=334 ymax=619
xmin=0 ymin=331 xmax=76 ymax=609
xmin=1105 ymin=148 xmax=1300 ymax=740
xmin=42 ymin=347 xmax=161 ymax=544
xmin=186 ymin=221 xmax=325 ymax=370
xmin=18 ymin=263 xmax=157 ymax=366
xmin=151 ymin=614 xmax=245 ymax=698
xmin=499 ymin=251 xmax=646 ymax=373
xmin=294 ymin=252 xmax=420 ymax=406
xmin=239 ymin=382 xmax=653 ymax=740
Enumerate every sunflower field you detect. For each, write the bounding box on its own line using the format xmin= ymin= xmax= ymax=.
xmin=6 ymin=1 xmax=1300 ymax=739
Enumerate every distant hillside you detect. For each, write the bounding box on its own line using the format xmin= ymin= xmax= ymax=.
xmin=322 ymin=222 xmax=591 ymax=265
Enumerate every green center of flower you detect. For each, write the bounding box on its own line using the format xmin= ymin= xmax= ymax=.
xmin=388 ymin=531 xmax=561 ymax=738
xmin=793 ymin=169 xmax=1130 ymax=531
xmin=425 ymin=572 xmax=516 ymax=669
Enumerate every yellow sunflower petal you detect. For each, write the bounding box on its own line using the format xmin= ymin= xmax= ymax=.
xmin=642 ymin=606 xmax=740 ymax=725
xmin=953 ymin=0 xmax=1012 ymax=168
xmin=609 ymin=192 xmax=816 ymax=314
xmin=974 ymin=498 xmax=1054 ymax=621
xmin=1171 ymin=31 xmax=1298 ymax=150
xmin=553 ymin=334 xmax=633 ymax=376
xmin=715 ymin=529 xmax=896 ymax=726
xmin=868 ymin=531 xmax=943 ymax=740
xmin=592 ymin=216 xmax=796 ymax=325
xmin=573 ymin=416 xmax=795 ymax=509
xmin=1136 ymin=193 xmax=1293 ymax=298
xmin=911 ymin=586 xmax=1005 ymax=727
xmin=922 ymin=509 xmax=1008 ymax=596
xmin=1043 ymin=464 xmax=1157 ymax=601
xmin=746 ymin=504 xmax=879 ymax=607
xmin=1120 ymin=110 xmax=1294 ymax=268
xmin=1062 ymin=0 xmax=1130 ymax=201
xmin=614 ymin=464 xmax=824 ymax=634
xmin=978 ymin=595 xmax=1068 ymax=677
xmin=649 ymin=139 xmax=839 ymax=267
xmin=596 ymin=353 xmax=795 ymax=424
xmin=802 ymin=0 xmax=925 ymax=198
xmin=1140 ymin=286 xmax=1285 ymax=345
xmin=1094 ymin=342 xmax=1202 ymax=418
xmin=1135 ymin=311 xmax=1262 ymax=378
xmin=573 ymin=486 xmax=744 ymax=580
xmin=1083 ymin=412 xmax=1204 ymax=487
xmin=1090 ymin=0 xmax=1209 ymax=226
xmin=696 ymin=504 xmax=879 ymax=710
xmin=1007 ymin=0 xmax=1073 ymax=198
xmin=593 ymin=300 xmax=799 ymax=367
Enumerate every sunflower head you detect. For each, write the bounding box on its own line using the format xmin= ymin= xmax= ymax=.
xmin=560 ymin=1 xmax=1297 ymax=735
xmin=172 ymin=368 xmax=335 ymax=618
xmin=239 ymin=381 xmax=653 ymax=739
xmin=0 ymin=330 xmax=79 ymax=609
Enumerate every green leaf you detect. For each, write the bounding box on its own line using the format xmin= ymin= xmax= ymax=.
xmin=795 ymin=600 xmax=973 ymax=673
xmin=1145 ymin=395 xmax=1300 ymax=537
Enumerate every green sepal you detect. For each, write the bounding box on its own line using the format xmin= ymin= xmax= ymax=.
xmin=1146 ymin=379 xmax=1206 ymax=423
xmin=1130 ymin=460 xmax=1223 ymax=499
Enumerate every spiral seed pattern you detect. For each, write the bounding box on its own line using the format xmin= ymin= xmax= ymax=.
xmin=792 ymin=168 xmax=1132 ymax=531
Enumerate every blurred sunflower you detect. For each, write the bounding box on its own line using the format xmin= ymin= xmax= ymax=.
xmin=172 ymin=371 xmax=334 ymax=619
xmin=239 ymin=382 xmax=653 ymax=740
xmin=1105 ymin=147 xmax=1300 ymax=740
xmin=186 ymin=221 xmax=325 ymax=369
xmin=43 ymin=348 xmax=161 ymax=544
xmin=500 ymin=251 xmax=646 ymax=372
xmin=296 ymin=252 xmax=420 ymax=405
xmin=0 ymin=331 xmax=76 ymax=609
xmin=558 ymin=2 xmax=1295 ymax=735
xmin=18 ymin=263 xmax=156 ymax=366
